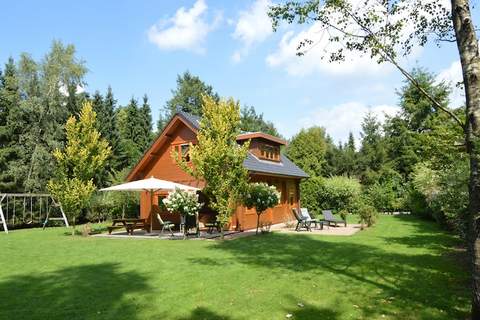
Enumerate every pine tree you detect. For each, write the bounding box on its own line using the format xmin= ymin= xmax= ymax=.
xmin=358 ymin=113 xmax=388 ymax=184
xmin=286 ymin=127 xmax=328 ymax=177
xmin=240 ymin=106 xmax=280 ymax=136
xmin=139 ymin=94 xmax=153 ymax=151
xmin=163 ymin=71 xmax=220 ymax=119
xmin=342 ymin=132 xmax=357 ymax=177
xmin=117 ymin=97 xmax=144 ymax=167
xmin=103 ymin=87 xmax=123 ymax=172
xmin=0 ymin=58 xmax=21 ymax=191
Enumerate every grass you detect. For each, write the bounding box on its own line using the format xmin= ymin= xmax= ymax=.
xmin=0 ymin=215 xmax=469 ymax=320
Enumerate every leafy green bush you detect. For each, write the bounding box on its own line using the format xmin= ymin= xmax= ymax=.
xmin=300 ymin=176 xmax=361 ymax=215
xmin=410 ymin=161 xmax=468 ymax=234
xmin=243 ymin=183 xmax=280 ymax=234
xmin=357 ymin=202 xmax=378 ymax=228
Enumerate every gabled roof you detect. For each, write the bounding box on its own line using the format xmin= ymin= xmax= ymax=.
xmin=177 ymin=111 xmax=201 ymax=130
xmin=237 ymin=132 xmax=287 ymax=145
xmin=244 ymin=153 xmax=309 ymax=178
xmin=128 ymin=111 xmax=309 ymax=180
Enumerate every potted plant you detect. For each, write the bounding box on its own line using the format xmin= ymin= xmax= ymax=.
xmin=162 ymin=188 xmax=203 ymax=239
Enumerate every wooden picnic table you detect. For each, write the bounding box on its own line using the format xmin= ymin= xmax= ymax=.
xmin=107 ymin=218 xmax=147 ymax=235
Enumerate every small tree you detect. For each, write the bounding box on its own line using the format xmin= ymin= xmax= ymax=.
xmin=176 ymin=95 xmax=250 ymax=239
xmin=48 ymin=101 xmax=111 ymax=235
xmin=243 ymin=183 xmax=280 ymax=234
xmin=163 ymin=188 xmax=203 ymax=239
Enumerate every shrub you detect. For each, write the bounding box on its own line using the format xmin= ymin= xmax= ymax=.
xmin=301 ymin=176 xmax=361 ymax=215
xmin=357 ymin=202 xmax=378 ymax=228
xmin=163 ymin=189 xmax=203 ymax=217
xmin=410 ymin=161 xmax=468 ymax=235
xmin=364 ymin=181 xmax=406 ymax=213
xmin=243 ymin=183 xmax=280 ymax=234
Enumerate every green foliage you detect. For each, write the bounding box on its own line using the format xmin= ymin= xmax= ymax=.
xmin=240 ymin=106 xmax=280 ymax=137
xmin=286 ymin=126 xmax=328 ymax=177
xmin=158 ymin=71 xmax=220 ymax=131
xmin=52 ymin=102 xmax=111 ymax=181
xmin=93 ymin=168 xmax=139 ymax=220
xmin=243 ymin=182 xmax=280 ymax=234
xmin=176 ymin=95 xmax=250 ymax=235
xmin=358 ymin=113 xmax=387 ymax=181
xmin=90 ymin=87 xmax=124 ymax=186
xmin=243 ymin=183 xmax=280 ymax=213
xmin=162 ymin=189 xmax=203 ymax=217
xmin=0 ymin=57 xmax=21 ymax=192
xmin=47 ymin=177 xmax=95 ymax=234
xmin=410 ymin=161 xmax=469 ymax=233
xmin=300 ymin=176 xmax=361 ymax=215
xmin=0 ymin=41 xmax=88 ymax=193
xmin=357 ymin=202 xmax=379 ymax=228
xmin=48 ymin=101 xmax=111 ymax=235
xmin=116 ymin=96 xmax=153 ymax=168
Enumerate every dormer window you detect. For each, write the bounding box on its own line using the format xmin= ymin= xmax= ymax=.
xmin=259 ymin=144 xmax=280 ymax=161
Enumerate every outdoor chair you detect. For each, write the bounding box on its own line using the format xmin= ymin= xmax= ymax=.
xmin=300 ymin=208 xmax=323 ymax=230
xmin=157 ymin=213 xmax=175 ymax=236
xmin=321 ymin=210 xmax=347 ymax=227
xmin=292 ymin=208 xmax=312 ymax=231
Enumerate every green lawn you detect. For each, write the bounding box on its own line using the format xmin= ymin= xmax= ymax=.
xmin=0 ymin=215 xmax=469 ymax=320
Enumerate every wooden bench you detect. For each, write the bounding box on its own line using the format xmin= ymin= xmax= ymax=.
xmin=108 ymin=218 xmax=146 ymax=235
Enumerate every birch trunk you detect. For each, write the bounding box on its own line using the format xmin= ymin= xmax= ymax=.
xmin=451 ymin=0 xmax=480 ymax=317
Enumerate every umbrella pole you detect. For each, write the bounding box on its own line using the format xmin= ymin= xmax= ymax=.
xmin=150 ymin=190 xmax=154 ymax=233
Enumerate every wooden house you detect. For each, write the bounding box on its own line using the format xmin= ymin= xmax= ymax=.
xmin=127 ymin=111 xmax=308 ymax=231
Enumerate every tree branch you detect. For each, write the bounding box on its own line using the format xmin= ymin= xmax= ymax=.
xmin=342 ymin=8 xmax=466 ymax=130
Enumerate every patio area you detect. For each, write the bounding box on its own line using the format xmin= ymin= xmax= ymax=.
xmin=93 ymin=229 xmax=252 ymax=240
xmin=93 ymin=221 xmax=362 ymax=240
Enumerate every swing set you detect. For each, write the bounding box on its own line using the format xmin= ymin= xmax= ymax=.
xmin=0 ymin=193 xmax=69 ymax=234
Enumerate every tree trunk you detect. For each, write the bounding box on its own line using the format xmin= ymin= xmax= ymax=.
xmin=451 ymin=0 xmax=480 ymax=318
xmin=72 ymin=217 xmax=76 ymax=236
xmin=256 ymin=213 xmax=261 ymax=235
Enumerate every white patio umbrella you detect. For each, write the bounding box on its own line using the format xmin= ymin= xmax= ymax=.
xmin=100 ymin=176 xmax=199 ymax=233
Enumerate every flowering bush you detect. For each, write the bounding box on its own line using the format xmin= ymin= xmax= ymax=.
xmin=162 ymin=188 xmax=203 ymax=217
xmin=243 ymin=183 xmax=280 ymax=234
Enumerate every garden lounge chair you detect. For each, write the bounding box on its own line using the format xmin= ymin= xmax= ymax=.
xmin=300 ymin=208 xmax=323 ymax=230
xmin=292 ymin=208 xmax=311 ymax=231
xmin=321 ymin=210 xmax=347 ymax=227
xmin=157 ymin=213 xmax=175 ymax=236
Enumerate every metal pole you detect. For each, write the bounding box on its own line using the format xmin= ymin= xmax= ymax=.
xmin=12 ymin=196 xmax=15 ymax=226
xmin=0 ymin=194 xmax=8 ymax=233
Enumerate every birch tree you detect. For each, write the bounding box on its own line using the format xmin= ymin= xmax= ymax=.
xmin=269 ymin=0 xmax=480 ymax=316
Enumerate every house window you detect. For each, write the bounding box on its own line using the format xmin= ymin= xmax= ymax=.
xmin=288 ymin=185 xmax=296 ymax=205
xmin=259 ymin=144 xmax=279 ymax=161
xmin=180 ymin=144 xmax=190 ymax=162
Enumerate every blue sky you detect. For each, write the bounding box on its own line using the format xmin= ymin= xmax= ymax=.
xmin=0 ymin=0 xmax=470 ymax=143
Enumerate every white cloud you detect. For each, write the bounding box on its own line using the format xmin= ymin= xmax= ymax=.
xmin=266 ymin=22 xmax=392 ymax=76
xmin=436 ymin=60 xmax=465 ymax=108
xmin=231 ymin=0 xmax=273 ymax=62
xmin=266 ymin=0 xmax=426 ymax=76
xmin=297 ymin=102 xmax=400 ymax=144
xmin=147 ymin=0 xmax=221 ymax=54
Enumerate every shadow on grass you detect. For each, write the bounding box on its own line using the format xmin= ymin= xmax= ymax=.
xmin=0 ymin=263 xmax=151 ymax=320
xmin=382 ymin=215 xmax=464 ymax=252
xmin=177 ymin=306 xmax=232 ymax=320
xmin=196 ymin=216 xmax=469 ymax=319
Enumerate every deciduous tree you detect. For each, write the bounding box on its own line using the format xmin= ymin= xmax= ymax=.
xmin=48 ymin=101 xmax=111 ymax=235
xmin=176 ymin=95 xmax=250 ymax=238
xmin=269 ymin=0 xmax=480 ymax=315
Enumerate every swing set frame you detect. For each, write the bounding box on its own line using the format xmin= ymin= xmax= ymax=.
xmin=0 ymin=193 xmax=69 ymax=234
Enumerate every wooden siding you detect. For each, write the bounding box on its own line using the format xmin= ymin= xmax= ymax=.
xmin=135 ymin=118 xmax=301 ymax=231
